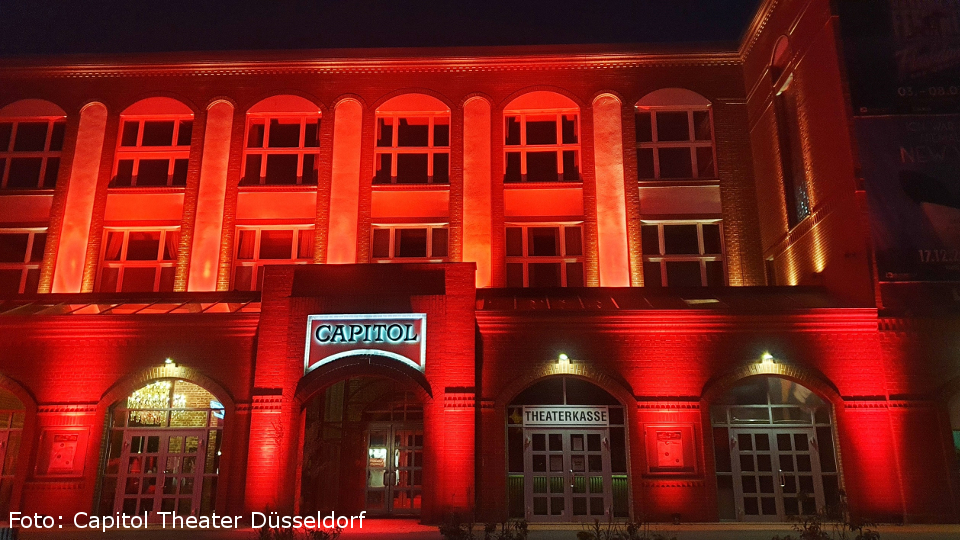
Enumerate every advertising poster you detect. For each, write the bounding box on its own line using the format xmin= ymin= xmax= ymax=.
xmin=839 ymin=0 xmax=960 ymax=114
xmin=857 ymin=115 xmax=960 ymax=281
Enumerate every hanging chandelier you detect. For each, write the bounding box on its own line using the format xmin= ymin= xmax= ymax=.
xmin=127 ymin=380 xmax=187 ymax=426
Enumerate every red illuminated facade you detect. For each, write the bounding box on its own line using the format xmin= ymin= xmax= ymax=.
xmin=1 ymin=0 xmax=959 ymax=526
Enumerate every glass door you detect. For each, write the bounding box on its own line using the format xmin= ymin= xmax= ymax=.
xmin=365 ymin=423 xmax=423 ymax=515
xmin=524 ymin=429 xmax=611 ymax=522
xmin=115 ymin=429 xmax=207 ymax=517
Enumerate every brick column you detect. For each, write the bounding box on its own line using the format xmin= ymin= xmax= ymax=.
xmin=462 ymin=97 xmax=492 ymax=288
xmin=325 ymin=99 xmax=363 ymax=264
xmin=592 ymin=94 xmax=630 ymax=287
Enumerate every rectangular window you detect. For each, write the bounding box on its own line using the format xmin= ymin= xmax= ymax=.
xmin=635 ymin=108 xmax=715 ymax=181
xmin=241 ymin=116 xmax=321 ymax=186
xmin=505 ymin=224 xmax=584 ymax=287
xmin=374 ymin=115 xmax=450 ymax=184
xmin=504 ymin=112 xmax=580 ymax=183
xmin=641 ymin=221 xmax=724 ymax=287
xmin=370 ymin=225 xmax=449 ymax=261
xmin=0 ymin=229 xmax=46 ymax=294
xmin=97 ymin=228 xmax=179 ymax=292
xmin=232 ymin=226 xmax=314 ymax=291
xmin=774 ymin=89 xmax=811 ymax=227
xmin=112 ymin=117 xmax=192 ymax=187
xmin=0 ymin=118 xmax=65 ymax=190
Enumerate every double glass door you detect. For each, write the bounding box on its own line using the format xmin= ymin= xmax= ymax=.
xmin=730 ymin=427 xmax=824 ymax=521
xmin=115 ymin=429 xmax=207 ymax=516
xmin=365 ymin=423 xmax=423 ymax=515
xmin=524 ymin=429 xmax=612 ymax=522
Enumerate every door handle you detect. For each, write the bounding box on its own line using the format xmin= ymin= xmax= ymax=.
xmin=779 ymin=469 xmax=785 ymax=487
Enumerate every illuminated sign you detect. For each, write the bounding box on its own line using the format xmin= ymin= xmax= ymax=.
xmin=522 ymin=406 xmax=609 ymax=427
xmin=304 ymin=313 xmax=426 ymax=374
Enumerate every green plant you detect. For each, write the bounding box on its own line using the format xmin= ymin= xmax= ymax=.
xmin=256 ymin=525 xmax=341 ymax=540
xmin=438 ymin=517 xmax=527 ymax=540
xmin=577 ymin=518 xmax=676 ymax=540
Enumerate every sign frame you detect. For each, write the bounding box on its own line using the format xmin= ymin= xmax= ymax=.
xmin=304 ymin=313 xmax=427 ymax=375
xmin=521 ymin=405 xmax=610 ymax=427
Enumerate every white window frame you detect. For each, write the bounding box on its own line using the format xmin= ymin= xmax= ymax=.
xmin=98 ymin=227 xmax=180 ymax=292
xmin=370 ymin=223 xmax=449 ymax=262
xmin=635 ymin=107 xmax=716 ymax=181
xmin=503 ymin=109 xmax=581 ymax=183
xmin=0 ymin=228 xmax=46 ymax=294
xmin=232 ymin=225 xmax=315 ymax=291
xmin=374 ymin=112 xmax=450 ymax=185
xmin=0 ymin=117 xmax=65 ymax=190
xmin=113 ymin=115 xmax=193 ymax=187
xmin=505 ymin=222 xmax=584 ymax=287
xmin=641 ymin=220 xmax=725 ymax=287
xmin=241 ymin=113 xmax=321 ymax=186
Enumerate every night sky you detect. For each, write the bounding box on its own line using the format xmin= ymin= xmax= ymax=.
xmin=0 ymin=0 xmax=763 ymax=57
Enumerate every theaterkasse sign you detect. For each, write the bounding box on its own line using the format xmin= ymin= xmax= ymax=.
xmin=522 ymin=406 xmax=610 ymax=427
xmin=304 ymin=313 xmax=426 ymax=374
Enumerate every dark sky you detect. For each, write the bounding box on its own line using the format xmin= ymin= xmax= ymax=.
xmin=0 ymin=0 xmax=763 ymax=57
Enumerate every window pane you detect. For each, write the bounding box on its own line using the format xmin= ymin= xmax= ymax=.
xmin=636 ymin=148 xmax=655 ymax=179
xmin=374 ymin=154 xmax=392 ymax=184
xmin=99 ymin=267 xmax=120 ymax=292
xmin=505 ymin=116 xmax=521 ymax=145
xmin=177 ymin=121 xmax=193 ymax=146
xmin=432 ymin=153 xmax=449 ymax=184
xmin=0 ymin=123 xmax=11 ymax=150
xmin=564 ymin=227 xmax=583 ymax=256
xmin=526 ymin=117 xmax=557 ymax=145
xmin=562 ymin=151 xmax=579 ymax=182
xmin=121 ymin=121 xmax=140 ymax=146
xmin=268 ymin=119 xmax=300 ymax=147
xmin=303 ymin=120 xmax=320 ymax=147
xmin=162 ymin=231 xmax=179 ymax=261
xmin=50 ymin=122 xmax=66 ymax=151
xmin=434 ymin=119 xmax=450 ymax=147
xmin=397 ymin=118 xmax=429 ymax=147
xmin=258 ymin=230 xmax=293 ymax=259
xmin=302 ymin=154 xmax=318 ymax=185
xmin=641 ymin=225 xmax=661 ymax=255
xmin=265 ymin=154 xmax=298 ymax=184
xmin=121 ymin=267 xmax=157 ymax=292
xmin=0 ymin=234 xmax=28 ymax=263
xmin=376 ymin=118 xmax=394 ymax=147
xmin=7 ymin=158 xmax=42 ymax=188
xmin=372 ymin=229 xmax=390 ymax=258
xmin=103 ymin=232 xmax=124 ymax=261
xmin=663 ymin=225 xmax=700 ymax=255
xmin=136 ymin=159 xmax=169 ymax=186
xmin=432 ymin=228 xmax=448 ymax=258
xmin=528 ymin=227 xmax=560 ymax=257
xmin=126 ymin=231 xmax=161 ymax=260
xmin=665 ymin=261 xmax=703 ymax=287
xmin=566 ymin=262 xmax=584 ymax=287
xmin=247 ymin=122 xmax=265 ymax=148
xmin=561 ymin=115 xmax=578 ymax=144
xmin=396 ymin=229 xmax=428 ymax=258
xmin=241 ymin=154 xmax=262 ymax=185
xmin=43 ymin=157 xmax=60 ymax=188
xmin=506 ymin=227 xmax=523 ymax=257
xmin=697 ymin=147 xmax=716 ymax=178
xmin=643 ymin=262 xmax=662 ymax=287
xmin=24 ymin=268 xmax=40 ymax=294
xmin=529 ymin=263 xmax=561 ymax=287
xmin=396 ymin=153 xmax=429 ymax=184
xmin=504 ymin=152 xmax=521 ymax=183
xmin=114 ymin=160 xmax=135 ymax=187
xmin=702 ymin=224 xmax=722 ymax=255
xmin=233 ymin=266 xmax=253 ymax=291
xmin=14 ymin=122 xmax=48 ymax=151
xmin=158 ymin=267 xmax=176 ymax=292
xmin=706 ymin=261 xmax=725 ymax=286
xmin=30 ymin=233 xmax=47 ymax=262
xmin=527 ymin=152 xmax=558 ymax=183
xmin=506 ymin=263 xmax=524 ymax=287
xmin=635 ymin=112 xmax=652 ymax=143
xmin=655 ymin=111 xmax=689 ymax=141
xmin=172 ymin=159 xmax=189 ymax=186
xmin=142 ymin=121 xmax=175 ymax=146
xmin=658 ymin=148 xmax=693 ymax=179
xmin=694 ymin=111 xmax=712 ymax=140
xmin=297 ymin=230 xmax=315 ymax=260
xmin=236 ymin=230 xmax=257 ymax=260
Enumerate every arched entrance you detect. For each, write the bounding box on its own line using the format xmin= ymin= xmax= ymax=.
xmin=506 ymin=376 xmax=629 ymax=522
xmin=300 ymin=376 xmax=424 ymax=517
xmin=710 ymin=376 xmax=840 ymax=521
xmin=0 ymin=388 xmax=25 ymax=514
xmin=99 ymin=379 xmax=225 ymax=517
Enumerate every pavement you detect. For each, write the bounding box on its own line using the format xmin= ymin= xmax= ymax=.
xmin=12 ymin=521 xmax=960 ymax=540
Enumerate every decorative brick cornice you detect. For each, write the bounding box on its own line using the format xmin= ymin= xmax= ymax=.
xmin=443 ymin=393 xmax=476 ymax=411
xmin=37 ymin=404 xmax=97 ymax=415
xmin=636 ymin=401 xmax=701 ymax=411
xmin=251 ymin=396 xmax=284 ymax=412
xmin=23 ymin=480 xmax=85 ymax=490
xmin=641 ymin=479 xmax=705 ymax=488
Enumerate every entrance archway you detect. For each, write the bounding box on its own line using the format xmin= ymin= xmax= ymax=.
xmin=506 ymin=376 xmax=629 ymax=522
xmin=710 ymin=376 xmax=840 ymax=521
xmin=300 ymin=376 xmax=425 ymax=517
xmin=100 ymin=379 xmax=225 ymax=517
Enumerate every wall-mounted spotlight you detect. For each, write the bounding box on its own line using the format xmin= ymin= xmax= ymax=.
xmin=558 ymin=353 xmax=570 ymax=366
xmin=164 ymin=357 xmax=177 ymax=368
xmin=760 ymin=352 xmax=776 ymax=366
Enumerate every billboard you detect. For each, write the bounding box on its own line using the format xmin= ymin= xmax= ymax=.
xmin=839 ymin=0 xmax=960 ymax=114
xmin=857 ymin=115 xmax=960 ymax=281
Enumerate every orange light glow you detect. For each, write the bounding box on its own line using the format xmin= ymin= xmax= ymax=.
xmin=462 ymin=97 xmax=492 ymax=287
xmin=592 ymin=94 xmax=630 ymax=287
xmin=326 ymin=99 xmax=363 ymax=264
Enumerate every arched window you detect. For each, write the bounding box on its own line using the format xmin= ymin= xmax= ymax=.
xmin=0 ymin=389 xmax=25 ymax=515
xmin=241 ymin=95 xmax=321 ymax=186
xmin=374 ymin=94 xmax=450 ymax=185
xmin=0 ymin=99 xmax=66 ymax=190
xmin=635 ymin=88 xmax=716 ymax=181
xmin=710 ymin=376 xmax=839 ymax=521
xmin=100 ymin=379 xmax=225 ymax=516
xmin=112 ymin=98 xmax=193 ymax=188
xmin=503 ymin=91 xmax=581 ymax=183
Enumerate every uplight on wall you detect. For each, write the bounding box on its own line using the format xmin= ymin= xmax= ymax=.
xmin=760 ymin=352 xmax=776 ymax=366
xmin=164 ymin=357 xmax=177 ymax=367
xmin=558 ymin=353 xmax=570 ymax=367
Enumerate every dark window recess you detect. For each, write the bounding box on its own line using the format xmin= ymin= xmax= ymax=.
xmin=0 ymin=271 xmax=20 ymax=294
xmin=397 ymin=229 xmax=428 ymax=258
xmin=665 ymin=261 xmax=702 ymax=287
xmin=526 ymin=152 xmax=558 ymax=182
xmin=43 ymin=157 xmax=60 ymax=188
xmin=50 ymin=123 xmax=65 ymax=151
xmin=7 ymin=158 xmax=42 ymax=188
xmin=694 ymin=111 xmax=712 ymax=140
xmin=529 ymin=263 xmax=561 ymax=287
xmin=432 ymin=153 xmax=449 ymax=184
xmin=241 ymin=155 xmax=262 ymax=185
xmin=663 ymin=225 xmax=699 ymax=255
xmin=121 ymin=122 xmax=140 ymax=146
xmin=371 ymin=229 xmax=391 ymax=259
xmin=373 ymin=154 xmax=392 ymax=184
xmin=775 ymin=91 xmax=811 ymax=227
xmin=506 ymin=228 xmax=523 ymax=257
xmin=506 ymin=263 xmax=524 ymax=287
xmin=564 ymin=227 xmax=583 ymax=256
xmin=247 ymin=123 xmax=265 ymax=148
xmin=432 ymin=228 xmax=449 ymax=257
xmin=259 ymin=231 xmax=293 ymax=259
xmin=504 ymin=152 xmax=522 ymax=183
xmin=525 ymin=120 xmax=557 ymax=145
xmin=376 ymin=119 xmax=393 ymax=147
xmin=30 ymin=234 xmax=46 ymax=262
xmin=0 ymin=234 xmax=28 ymax=262
xmin=142 ymin=121 xmax=174 ymax=146
xmin=635 ymin=112 xmax=652 ymax=143
xmin=656 ymin=111 xmax=690 ymax=141
xmin=172 ymin=159 xmax=189 ymax=186
xmin=566 ymin=262 xmax=584 ymax=286
xmin=0 ymin=123 xmax=12 ymax=149
xmin=265 ymin=154 xmax=298 ymax=184
xmin=177 ymin=121 xmax=193 ymax=146
xmin=641 ymin=225 xmax=661 ymax=255
xmin=14 ymin=122 xmax=48 ymax=151
xmin=658 ymin=148 xmax=693 ymax=178
xmin=397 ymin=118 xmax=429 ymax=147
xmin=637 ymin=149 xmax=655 ymax=179
xmin=304 ymin=121 xmax=320 ymax=147
xmin=126 ymin=232 xmax=161 ymax=260
xmin=643 ymin=262 xmax=662 ymax=287
xmin=396 ymin=154 xmax=429 ymax=184
xmin=136 ymin=159 xmax=170 ymax=186
xmin=697 ymin=147 xmax=716 ymax=178
xmin=268 ymin=120 xmax=300 ymax=147
xmin=561 ymin=115 xmax=578 ymax=144
xmin=562 ymin=151 xmax=580 ymax=182
xmin=505 ymin=117 xmax=521 ymax=145
xmin=114 ymin=160 xmax=135 ymax=187
xmin=703 ymin=224 xmax=722 ymax=254
xmin=434 ymin=122 xmax=450 ymax=146
xmin=528 ymin=228 xmax=559 ymax=257
xmin=302 ymin=154 xmax=318 ymax=185
xmin=706 ymin=261 xmax=725 ymax=286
